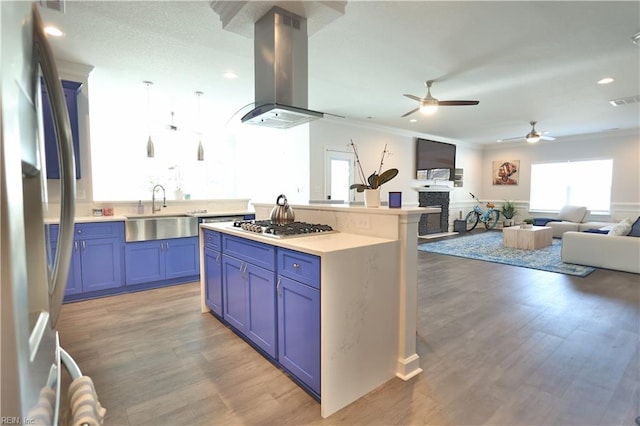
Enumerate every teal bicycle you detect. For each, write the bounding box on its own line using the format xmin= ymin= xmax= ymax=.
xmin=465 ymin=192 xmax=500 ymax=231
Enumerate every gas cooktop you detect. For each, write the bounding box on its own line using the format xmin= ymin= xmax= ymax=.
xmin=231 ymin=220 xmax=336 ymax=238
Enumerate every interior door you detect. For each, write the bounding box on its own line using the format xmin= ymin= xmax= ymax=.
xmin=324 ymin=149 xmax=355 ymax=202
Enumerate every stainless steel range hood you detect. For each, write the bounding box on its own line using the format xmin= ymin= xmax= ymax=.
xmin=241 ymin=7 xmax=324 ymax=129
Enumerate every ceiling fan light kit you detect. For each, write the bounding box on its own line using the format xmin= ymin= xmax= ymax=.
xmin=402 ymin=80 xmax=479 ymax=118
xmin=526 ymin=121 xmax=541 ymax=143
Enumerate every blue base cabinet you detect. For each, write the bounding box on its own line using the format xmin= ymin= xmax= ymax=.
xmin=49 ymin=222 xmax=124 ymax=298
xmin=125 ymin=237 xmax=199 ymax=286
xmin=203 ymin=232 xmax=321 ymax=397
xmin=277 ymin=275 xmax=320 ymax=395
xmin=221 ymin=235 xmax=277 ymax=358
xmin=204 ymin=230 xmax=223 ymax=316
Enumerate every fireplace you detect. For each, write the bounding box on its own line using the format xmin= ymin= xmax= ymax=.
xmin=418 ymin=191 xmax=449 ymax=235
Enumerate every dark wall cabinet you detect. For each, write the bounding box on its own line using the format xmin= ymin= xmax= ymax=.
xmin=41 ymin=79 xmax=82 ymax=179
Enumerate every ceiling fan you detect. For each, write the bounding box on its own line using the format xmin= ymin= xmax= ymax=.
xmin=499 ymin=121 xmax=556 ymax=143
xmin=401 ymin=80 xmax=479 ymax=117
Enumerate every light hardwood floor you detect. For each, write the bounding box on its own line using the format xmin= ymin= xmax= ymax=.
xmin=57 ymin=239 xmax=640 ymax=425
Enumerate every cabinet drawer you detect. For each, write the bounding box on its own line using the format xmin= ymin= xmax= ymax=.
xmin=75 ymin=222 xmax=124 ymax=239
xmin=48 ymin=222 xmax=124 ymax=241
xmin=277 ymin=248 xmax=320 ymax=289
xmin=203 ymin=229 xmax=222 ymax=251
xmin=222 ymin=235 xmax=275 ymax=271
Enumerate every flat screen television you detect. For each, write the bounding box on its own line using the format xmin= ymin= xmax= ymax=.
xmin=415 ymin=138 xmax=456 ymax=180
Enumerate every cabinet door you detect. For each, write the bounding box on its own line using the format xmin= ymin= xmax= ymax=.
xmin=246 ymin=263 xmax=277 ymax=358
xmin=65 ymin=242 xmax=82 ymax=295
xmin=222 ymin=255 xmax=246 ymax=332
xmin=50 ymin=237 xmax=82 ymax=296
xmin=204 ymin=248 xmax=223 ymax=316
xmin=125 ymin=240 xmax=164 ymax=285
xmin=42 ymin=80 xmax=82 ymax=179
xmin=164 ymin=237 xmax=199 ymax=280
xmin=79 ymin=237 xmax=123 ymax=292
xmin=278 ymin=276 xmax=320 ymax=395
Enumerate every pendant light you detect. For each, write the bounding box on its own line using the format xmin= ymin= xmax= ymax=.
xmin=195 ymin=91 xmax=204 ymax=161
xmin=144 ymin=81 xmax=155 ymax=158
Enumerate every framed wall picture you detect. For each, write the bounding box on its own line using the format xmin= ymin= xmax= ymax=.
xmin=493 ymin=160 xmax=519 ymax=185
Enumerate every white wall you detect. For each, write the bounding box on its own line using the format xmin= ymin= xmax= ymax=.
xmin=482 ymin=129 xmax=640 ymax=221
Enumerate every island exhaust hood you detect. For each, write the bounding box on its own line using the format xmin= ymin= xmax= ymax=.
xmin=241 ymin=7 xmax=324 ymax=129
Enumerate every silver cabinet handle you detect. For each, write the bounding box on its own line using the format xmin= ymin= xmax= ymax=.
xmin=34 ymin=4 xmax=76 ymax=326
xmin=160 ymin=242 xmax=164 ymax=251
xmin=292 ymin=263 xmax=300 ymax=269
xmin=276 ymin=278 xmax=282 ymax=296
xmin=74 ymin=241 xmax=79 ymax=252
xmin=81 ymin=240 xmax=86 ymax=251
xmin=215 ymin=253 xmax=220 ymax=262
xmin=165 ymin=242 xmax=169 ymax=250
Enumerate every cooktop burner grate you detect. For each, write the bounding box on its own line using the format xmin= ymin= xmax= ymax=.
xmin=232 ymin=220 xmax=335 ymax=238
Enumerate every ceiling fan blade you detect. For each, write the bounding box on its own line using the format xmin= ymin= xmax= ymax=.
xmin=438 ymin=100 xmax=479 ymax=106
xmin=403 ymin=94 xmax=423 ymax=102
xmin=541 ymin=135 xmax=556 ymax=141
xmin=401 ymin=107 xmax=419 ymax=118
xmin=498 ymin=136 xmax=524 ymax=142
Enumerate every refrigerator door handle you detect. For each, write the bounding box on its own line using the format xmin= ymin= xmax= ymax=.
xmin=32 ymin=4 xmax=76 ymax=327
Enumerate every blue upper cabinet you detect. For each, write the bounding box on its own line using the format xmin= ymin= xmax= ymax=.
xmin=41 ymin=79 xmax=82 ymax=179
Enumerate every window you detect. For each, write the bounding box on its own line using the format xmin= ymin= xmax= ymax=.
xmin=530 ymin=159 xmax=613 ymax=214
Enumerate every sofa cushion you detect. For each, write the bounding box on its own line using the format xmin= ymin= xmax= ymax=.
xmin=628 ymin=216 xmax=640 ymax=237
xmin=607 ymin=218 xmax=633 ymax=236
xmin=557 ymin=205 xmax=588 ymax=223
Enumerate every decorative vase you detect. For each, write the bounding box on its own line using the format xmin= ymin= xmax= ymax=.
xmin=364 ymin=188 xmax=380 ymax=208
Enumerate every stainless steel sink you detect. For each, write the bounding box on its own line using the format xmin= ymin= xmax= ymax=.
xmin=125 ymin=215 xmax=198 ymax=242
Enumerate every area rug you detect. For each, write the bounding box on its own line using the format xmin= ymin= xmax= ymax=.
xmin=417 ymin=231 xmax=596 ymax=277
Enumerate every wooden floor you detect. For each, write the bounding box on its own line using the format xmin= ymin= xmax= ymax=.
xmin=57 ymin=238 xmax=640 ymax=425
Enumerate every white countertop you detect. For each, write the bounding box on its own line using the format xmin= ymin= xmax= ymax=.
xmin=202 ymin=222 xmax=395 ymax=256
xmin=44 ymin=210 xmax=254 ymax=224
xmin=252 ymin=202 xmax=436 ymax=216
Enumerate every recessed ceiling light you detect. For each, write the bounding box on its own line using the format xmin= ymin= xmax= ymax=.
xmin=223 ymin=72 xmax=238 ymax=79
xmin=597 ymin=77 xmax=614 ymax=85
xmin=44 ymin=26 xmax=64 ymax=37
xmin=409 ymin=119 xmax=417 ymax=123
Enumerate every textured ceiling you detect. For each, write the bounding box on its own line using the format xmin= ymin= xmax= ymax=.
xmin=39 ymin=1 xmax=640 ymax=145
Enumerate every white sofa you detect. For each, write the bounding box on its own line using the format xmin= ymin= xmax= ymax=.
xmin=561 ymin=231 xmax=640 ymax=274
xmin=533 ymin=205 xmax=617 ymax=238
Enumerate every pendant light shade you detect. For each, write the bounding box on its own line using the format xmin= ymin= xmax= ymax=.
xmin=195 ymin=91 xmax=204 ymax=161
xmin=144 ymin=81 xmax=155 ymax=158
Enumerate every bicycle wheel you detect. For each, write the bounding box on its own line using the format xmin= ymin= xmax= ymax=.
xmin=464 ymin=211 xmax=479 ymax=231
xmin=484 ymin=210 xmax=500 ymax=230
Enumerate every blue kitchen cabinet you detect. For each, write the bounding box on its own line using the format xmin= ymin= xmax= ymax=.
xmin=49 ymin=222 xmax=124 ymax=297
xmin=204 ymin=230 xmax=223 ymax=316
xmin=277 ymin=248 xmax=321 ymax=395
xmin=221 ymin=235 xmax=277 ymax=358
xmin=204 ymin=247 xmax=223 ymax=316
xmin=41 ymin=80 xmax=82 ymax=179
xmin=125 ymin=236 xmax=199 ymax=285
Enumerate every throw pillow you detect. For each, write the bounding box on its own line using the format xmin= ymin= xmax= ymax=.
xmin=607 ymin=218 xmax=633 ymax=236
xmin=584 ymin=228 xmax=609 ymax=234
xmin=628 ymin=216 xmax=640 ymax=237
xmin=557 ymin=205 xmax=588 ymax=223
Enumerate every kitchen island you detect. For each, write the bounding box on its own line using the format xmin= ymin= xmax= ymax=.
xmin=199 ymin=203 xmax=438 ymax=418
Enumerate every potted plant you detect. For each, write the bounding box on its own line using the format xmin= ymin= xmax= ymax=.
xmin=501 ymin=200 xmax=518 ymax=227
xmin=521 ymin=217 xmax=534 ymax=229
xmin=348 ymin=140 xmax=398 ymax=207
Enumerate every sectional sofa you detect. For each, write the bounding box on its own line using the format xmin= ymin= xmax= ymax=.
xmin=533 ymin=206 xmax=640 ymax=274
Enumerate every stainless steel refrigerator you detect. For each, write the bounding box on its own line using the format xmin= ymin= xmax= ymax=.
xmin=1 ymin=2 xmax=78 ymax=422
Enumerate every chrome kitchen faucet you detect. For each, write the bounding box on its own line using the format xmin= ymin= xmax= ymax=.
xmin=152 ymin=184 xmax=166 ymax=213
